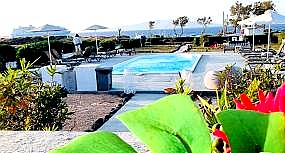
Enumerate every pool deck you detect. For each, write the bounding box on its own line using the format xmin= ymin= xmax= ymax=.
xmin=0 ymin=52 xmax=246 ymax=153
xmin=103 ymin=52 xmax=246 ymax=92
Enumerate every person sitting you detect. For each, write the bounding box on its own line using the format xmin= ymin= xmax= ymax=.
xmin=73 ymin=34 xmax=82 ymax=56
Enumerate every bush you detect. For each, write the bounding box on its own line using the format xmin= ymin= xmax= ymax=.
xmin=0 ymin=44 xmax=16 ymax=71
xmin=99 ymin=39 xmax=116 ymax=50
xmin=192 ymin=37 xmax=200 ymax=47
xmin=216 ymin=64 xmax=285 ymax=104
xmin=274 ymin=32 xmax=285 ymax=45
xmin=16 ymin=40 xmax=74 ymax=65
xmin=16 ymin=42 xmax=49 ymax=65
xmin=0 ymin=59 xmax=72 ymax=130
xmin=199 ymin=35 xmax=209 ymax=47
xmin=121 ymin=39 xmax=142 ymax=49
xmin=82 ymin=39 xmax=99 ymax=50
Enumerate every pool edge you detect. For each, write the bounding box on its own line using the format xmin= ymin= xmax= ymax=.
xmin=190 ymin=54 xmax=203 ymax=72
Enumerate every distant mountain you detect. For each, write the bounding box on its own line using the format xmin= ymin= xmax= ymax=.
xmin=103 ymin=19 xmax=222 ymax=32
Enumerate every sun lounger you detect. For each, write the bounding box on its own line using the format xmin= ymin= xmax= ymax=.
xmin=276 ymin=39 xmax=285 ymax=56
xmin=83 ymin=46 xmax=102 ymax=62
xmin=119 ymin=48 xmax=136 ymax=56
xmin=223 ymin=41 xmax=251 ymax=53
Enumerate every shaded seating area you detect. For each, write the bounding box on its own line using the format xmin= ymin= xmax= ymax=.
xmin=241 ymin=41 xmax=285 ymax=76
xmin=223 ymin=41 xmax=251 ymax=53
xmin=118 ymin=48 xmax=136 ymax=56
xmin=44 ymin=47 xmax=103 ymax=66
xmin=114 ymin=44 xmax=136 ymax=56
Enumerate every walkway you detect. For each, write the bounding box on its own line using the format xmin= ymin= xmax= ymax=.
xmin=100 ymin=94 xmax=166 ymax=132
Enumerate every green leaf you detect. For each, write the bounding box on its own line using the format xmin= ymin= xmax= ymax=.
xmin=49 ymin=131 xmax=137 ymax=153
xmin=218 ymin=110 xmax=285 ymax=153
xmin=118 ymin=94 xmax=211 ymax=153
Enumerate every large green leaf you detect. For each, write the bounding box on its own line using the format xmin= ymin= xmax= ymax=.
xmin=218 ymin=110 xmax=285 ymax=153
xmin=49 ymin=131 xmax=137 ymax=153
xmin=118 ymin=94 xmax=211 ymax=153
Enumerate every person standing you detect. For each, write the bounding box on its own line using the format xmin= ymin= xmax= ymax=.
xmin=73 ymin=34 xmax=82 ymax=56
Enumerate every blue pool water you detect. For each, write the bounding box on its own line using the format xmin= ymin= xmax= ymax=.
xmin=113 ymin=54 xmax=201 ymax=74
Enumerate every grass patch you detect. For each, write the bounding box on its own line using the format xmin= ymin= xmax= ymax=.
xmin=136 ymin=45 xmax=178 ymax=53
xmin=191 ymin=47 xmax=223 ymax=52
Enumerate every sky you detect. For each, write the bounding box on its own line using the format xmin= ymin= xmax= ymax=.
xmin=0 ymin=0 xmax=284 ymax=36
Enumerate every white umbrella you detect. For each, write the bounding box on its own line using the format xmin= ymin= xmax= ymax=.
xmin=252 ymin=10 xmax=285 ymax=58
xmin=84 ymin=25 xmax=108 ymax=53
xmin=32 ymin=24 xmax=70 ymax=65
xmin=238 ymin=15 xmax=257 ymax=51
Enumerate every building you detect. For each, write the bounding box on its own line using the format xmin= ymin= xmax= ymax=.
xmin=11 ymin=24 xmax=70 ymax=38
xmin=240 ymin=24 xmax=265 ymax=36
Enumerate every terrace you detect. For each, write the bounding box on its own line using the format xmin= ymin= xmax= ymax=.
xmin=0 ymin=50 xmax=249 ymax=152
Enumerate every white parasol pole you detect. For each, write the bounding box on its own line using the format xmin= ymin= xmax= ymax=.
xmin=267 ymin=24 xmax=271 ymax=59
xmin=95 ymin=31 xmax=99 ymax=54
xmin=252 ymin=24 xmax=255 ymax=51
xmin=47 ymin=33 xmax=52 ymax=65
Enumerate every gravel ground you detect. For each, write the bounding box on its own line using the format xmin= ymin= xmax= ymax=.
xmin=0 ymin=131 xmax=149 ymax=153
xmin=0 ymin=94 xmax=150 ymax=153
xmin=63 ymin=94 xmax=123 ymax=131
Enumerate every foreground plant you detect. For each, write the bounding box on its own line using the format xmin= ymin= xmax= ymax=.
xmin=50 ymin=95 xmax=211 ymax=153
xmin=216 ymin=64 xmax=285 ymax=107
xmin=50 ymin=81 xmax=285 ymax=153
xmin=0 ymin=59 xmax=72 ymax=130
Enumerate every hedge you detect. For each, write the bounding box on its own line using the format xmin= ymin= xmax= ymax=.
xmin=273 ymin=32 xmax=285 ymax=44
xmin=99 ymin=39 xmax=116 ymax=50
xmin=0 ymin=44 xmax=16 ymax=71
xmin=16 ymin=40 xmax=74 ymax=65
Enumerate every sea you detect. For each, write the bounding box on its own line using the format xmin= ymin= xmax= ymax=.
xmin=91 ymin=24 xmax=285 ymax=38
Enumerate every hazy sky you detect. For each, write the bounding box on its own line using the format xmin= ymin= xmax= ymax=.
xmin=0 ymin=0 xmax=284 ymax=36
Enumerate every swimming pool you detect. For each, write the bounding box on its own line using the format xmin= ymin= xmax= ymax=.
xmin=113 ymin=53 xmax=202 ymax=75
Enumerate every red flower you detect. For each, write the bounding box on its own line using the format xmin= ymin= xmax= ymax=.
xmin=213 ymin=129 xmax=229 ymax=144
xmin=213 ymin=129 xmax=231 ymax=153
xmin=233 ymin=82 xmax=285 ymax=113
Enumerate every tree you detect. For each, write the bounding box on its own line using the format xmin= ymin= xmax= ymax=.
xmin=148 ymin=21 xmax=155 ymax=46
xmin=172 ymin=16 xmax=189 ymax=37
xmin=117 ymin=28 xmax=122 ymax=44
xmin=172 ymin=19 xmax=179 ymax=37
xmin=148 ymin=21 xmax=155 ymax=35
xmin=252 ymin=1 xmax=275 ymax=15
xmin=229 ymin=1 xmax=245 ymax=33
xmin=229 ymin=1 xmax=276 ymax=33
xmin=197 ymin=17 xmax=212 ymax=35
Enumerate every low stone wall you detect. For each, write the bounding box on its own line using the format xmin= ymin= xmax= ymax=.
xmin=0 ymin=131 xmax=148 ymax=153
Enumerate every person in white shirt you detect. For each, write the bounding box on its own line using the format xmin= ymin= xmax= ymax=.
xmin=73 ymin=34 xmax=82 ymax=56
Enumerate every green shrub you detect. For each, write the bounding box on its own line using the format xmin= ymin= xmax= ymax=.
xmin=99 ymin=39 xmax=116 ymax=50
xmin=120 ymin=39 xmax=142 ymax=49
xmin=274 ymin=32 xmax=285 ymax=45
xmin=16 ymin=40 xmax=74 ymax=65
xmin=199 ymin=35 xmax=209 ymax=47
xmin=16 ymin=42 xmax=49 ymax=65
xmin=0 ymin=44 xmax=16 ymax=71
xmin=216 ymin=64 xmax=285 ymax=104
xmin=32 ymin=83 xmax=70 ymax=130
xmin=192 ymin=37 xmax=200 ymax=47
xmin=82 ymin=39 xmax=100 ymax=50
xmin=0 ymin=59 xmax=72 ymax=130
